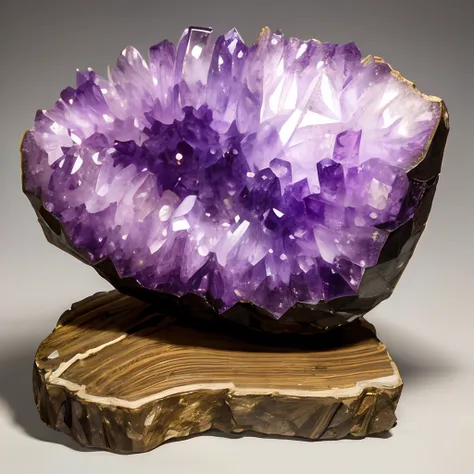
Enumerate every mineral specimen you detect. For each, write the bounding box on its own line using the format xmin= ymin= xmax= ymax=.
xmin=21 ymin=26 xmax=449 ymax=333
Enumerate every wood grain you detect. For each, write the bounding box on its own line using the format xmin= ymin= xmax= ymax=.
xmin=33 ymin=290 xmax=403 ymax=453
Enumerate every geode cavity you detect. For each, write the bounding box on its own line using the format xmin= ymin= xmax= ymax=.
xmin=21 ymin=26 xmax=449 ymax=333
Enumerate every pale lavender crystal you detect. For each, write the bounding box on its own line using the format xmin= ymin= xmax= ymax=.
xmin=22 ymin=26 xmax=441 ymax=317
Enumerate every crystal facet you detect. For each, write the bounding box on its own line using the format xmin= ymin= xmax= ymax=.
xmin=22 ymin=26 xmax=448 ymax=331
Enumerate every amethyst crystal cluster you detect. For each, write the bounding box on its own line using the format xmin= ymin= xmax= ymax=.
xmin=22 ymin=26 xmax=448 ymax=333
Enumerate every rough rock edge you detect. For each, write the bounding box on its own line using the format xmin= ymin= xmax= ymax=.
xmin=33 ymin=368 xmax=402 ymax=454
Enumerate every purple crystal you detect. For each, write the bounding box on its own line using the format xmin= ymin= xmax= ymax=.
xmin=333 ymin=130 xmax=361 ymax=164
xmin=22 ymin=26 xmax=444 ymax=320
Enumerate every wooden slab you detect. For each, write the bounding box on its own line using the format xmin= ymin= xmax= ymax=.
xmin=33 ymin=290 xmax=403 ymax=454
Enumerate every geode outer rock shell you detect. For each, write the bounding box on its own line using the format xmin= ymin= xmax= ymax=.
xmin=21 ymin=27 xmax=449 ymax=334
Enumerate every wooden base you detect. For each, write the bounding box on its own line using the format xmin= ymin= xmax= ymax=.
xmin=33 ymin=291 xmax=402 ymax=454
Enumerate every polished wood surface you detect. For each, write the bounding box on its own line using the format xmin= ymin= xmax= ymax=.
xmin=34 ymin=290 xmax=402 ymax=453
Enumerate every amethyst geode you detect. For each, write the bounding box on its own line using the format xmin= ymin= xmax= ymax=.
xmin=22 ymin=26 xmax=449 ymax=333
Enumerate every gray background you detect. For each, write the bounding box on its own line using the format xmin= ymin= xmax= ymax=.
xmin=1 ymin=0 xmax=473 ymax=472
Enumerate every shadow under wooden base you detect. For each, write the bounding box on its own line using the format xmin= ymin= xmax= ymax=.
xmin=33 ymin=290 xmax=402 ymax=454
